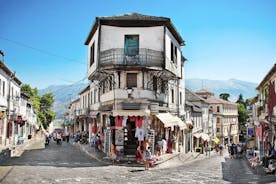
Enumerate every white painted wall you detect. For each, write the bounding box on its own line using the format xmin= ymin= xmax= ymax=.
xmin=87 ymin=28 xmax=99 ymax=78
xmin=100 ymin=25 xmax=164 ymax=51
xmin=165 ymin=27 xmax=182 ymax=77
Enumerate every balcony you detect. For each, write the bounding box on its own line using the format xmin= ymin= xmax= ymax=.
xmin=99 ymin=48 xmax=163 ymax=68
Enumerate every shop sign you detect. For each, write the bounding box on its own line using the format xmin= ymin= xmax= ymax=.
xmin=247 ymin=128 xmax=254 ymax=136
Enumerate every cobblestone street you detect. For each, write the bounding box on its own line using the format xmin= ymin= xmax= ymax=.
xmin=0 ymin=141 xmax=276 ymax=183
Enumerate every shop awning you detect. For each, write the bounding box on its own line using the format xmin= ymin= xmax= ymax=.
xmin=172 ymin=116 xmax=187 ymax=130
xmin=156 ymin=113 xmax=178 ymax=128
xmin=200 ymin=133 xmax=210 ymax=141
xmin=156 ymin=113 xmax=187 ymax=129
xmin=193 ymin=133 xmax=201 ymax=138
xmin=90 ymin=111 xmax=99 ymax=118
xmin=193 ymin=133 xmax=210 ymax=141
xmin=112 ymin=109 xmax=150 ymax=116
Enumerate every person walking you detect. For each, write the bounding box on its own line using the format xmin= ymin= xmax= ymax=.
xmin=66 ymin=130 xmax=70 ymax=143
xmin=143 ymin=139 xmax=151 ymax=170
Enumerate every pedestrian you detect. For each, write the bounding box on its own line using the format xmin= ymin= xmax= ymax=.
xmin=143 ymin=139 xmax=151 ymax=170
xmin=219 ymin=144 xmax=223 ymax=156
xmin=262 ymin=142 xmax=276 ymax=168
xmin=66 ymin=130 xmax=70 ymax=143
xmin=56 ymin=132 xmax=62 ymax=145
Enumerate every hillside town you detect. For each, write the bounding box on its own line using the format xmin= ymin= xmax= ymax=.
xmin=0 ymin=13 xmax=276 ymax=183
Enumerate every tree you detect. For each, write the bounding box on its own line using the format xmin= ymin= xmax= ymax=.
xmin=236 ymin=94 xmax=246 ymax=107
xmin=219 ymin=93 xmax=230 ymax=101
xmin=21 ymin=84 xmax=55 ymax=129
xmin=237 ymin=103 xmax=247 ymax=132
xmin=236 ymin=94 xmax=248 ymax=133
xmin=40 ymin=93 xmax=55 ymax=129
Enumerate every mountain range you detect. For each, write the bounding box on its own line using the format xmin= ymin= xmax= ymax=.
xmin=39 ymin=79 xmax=258 ymax=118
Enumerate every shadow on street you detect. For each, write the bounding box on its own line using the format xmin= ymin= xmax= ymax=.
xmin=1 ymin=140 xmax=107 ymax=168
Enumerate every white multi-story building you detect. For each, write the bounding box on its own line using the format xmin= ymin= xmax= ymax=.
xmin=0 ymin=59 xmax=37 ymax=151
xmin=79 ymin=13 xmax=187 ymax=156
xmin=185 ymin=88 xmax=213 ymax=152
xmin=0 ymin=61 xmax=21 ymax=147
xmin=196 ymin=89 xmax=239 ymax=145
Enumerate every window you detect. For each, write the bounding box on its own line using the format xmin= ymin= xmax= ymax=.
xmin=161 ymin=80 xmax=166 ymax=93
xmin=127 ymin=73 xmax=137 ymax=88
xmin=171 ymin=89 xmax=174 ymax=103
xmin=91 ymin=91 xmax=93 ymax=104
xmin=94 ymin=90 xmax=97 ymax=103
xmin=180 ymin=92 xmax=182 ymax=105
xmin=125 ymin=35 xmax=139 ymax=56
xmin=11 ymin=87 xmax=14 ymax=99
xmin=170 ymin=42 xmax=177 ymax=63
xmin=90 ymin=42 xmax=95 ymax=66
xmin=171 ymin=42 xmax=174 ymax=62
xmin=153 ymin=76 xmax=157 ymax=91
xmin=3 ymin=81 xmax=5 ymax=96
xmin=217 ymin=117 xmax=220 ymax=124
xmin=217 ymin=106 xmax=220 ymax=113
xmin=109 ymin=77 xmax=113 ymax=91
xmin=102 ymin=80 xmax=106 ymax=94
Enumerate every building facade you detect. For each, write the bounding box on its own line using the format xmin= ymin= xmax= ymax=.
xmin=195 ymin=89 xmax=239 ymax=145
xmin=185 ymin=88 xmax=213 ymax=152
xmin=71 ymin=13 xmax=188 ymax=157
xmin=253 ymin=63 xmax=276 ymax=157
xmin=0 ymin=60 xmax=38 ymax=151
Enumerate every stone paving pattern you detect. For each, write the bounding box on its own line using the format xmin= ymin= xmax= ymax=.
xmin=0 ymin=139 xmax=276 ymax=183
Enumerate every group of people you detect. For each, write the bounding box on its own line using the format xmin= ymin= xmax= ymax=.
xmin=228 ymin=143 xmax=245 ymax=158
xmin=74 ymin=131 xmax=89 ymax=144
xmin=45 ymin=129 xmax=70 ymax=145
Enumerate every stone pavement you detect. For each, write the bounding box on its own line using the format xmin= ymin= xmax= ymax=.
xmin=71 ymin=140 xmax=222 ymax=168
xmin=0 ymin=136 xmax=44 ymax=182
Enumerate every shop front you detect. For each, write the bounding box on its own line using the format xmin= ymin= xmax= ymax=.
xmin=102 ymin=109 xmax=150 ymax=158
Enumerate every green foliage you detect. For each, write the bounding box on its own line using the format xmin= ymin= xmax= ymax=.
xmin=21 ymin=84 xmax=55 ymax=129
xmin=236 ymin=94 xmax=248 ymax=132
xmin=236 ymin=94 xmax=246 ymax=107
xmin=237 ymin=103 xmax=247 ymax=132
xmin=21 ymin=84 xmax=33 ymax=97
xmin=219 ymin=93 xmax=230 ymax=101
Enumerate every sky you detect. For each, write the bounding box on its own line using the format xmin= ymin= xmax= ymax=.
xmin=0 ymin=0 xmax=275 ymax=89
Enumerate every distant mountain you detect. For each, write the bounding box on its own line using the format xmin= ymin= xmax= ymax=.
xmin=185 ymin=79 xmax=258 ymax=101
xmin=39 ymin=83 xmax=88 ymax=118
xmin=40 ymin=78 xmax=258 ymax=118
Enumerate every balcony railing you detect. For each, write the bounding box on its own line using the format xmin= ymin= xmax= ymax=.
xmin=100 ymin=48 xmax=164 ymax=67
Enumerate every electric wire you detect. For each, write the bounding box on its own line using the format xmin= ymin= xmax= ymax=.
xmin=0 ymin=36 xmax=86 ymax=65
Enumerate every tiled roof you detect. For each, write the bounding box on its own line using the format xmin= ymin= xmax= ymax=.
xmin=205 ymin=96 xmax=237 ymax=106
xmin=185 ymin=88 xmax=206 ymax=102
xmin=85 ymin=13 xmax=184 ymax=46
xmin=98 ymin=13 xmax=169 ymax=21
xmin=195 ymin=89 xmax=214 ymax=96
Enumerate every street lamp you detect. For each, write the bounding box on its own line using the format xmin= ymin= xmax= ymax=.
xmin=127 ymin=88 xmax=133 ymax=98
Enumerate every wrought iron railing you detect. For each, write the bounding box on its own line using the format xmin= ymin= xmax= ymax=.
xmin=100 ymin=48 xmax=164 ymax=67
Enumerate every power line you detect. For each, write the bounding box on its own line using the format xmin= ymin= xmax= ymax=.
xmin=0 ymin=36 xmax=86 ymax=65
